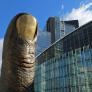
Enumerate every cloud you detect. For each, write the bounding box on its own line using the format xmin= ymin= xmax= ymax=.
xmin=0 ymin=39 xmax=3 ymax=74
xmin=64 ymin=2 xmax=92 ymax=26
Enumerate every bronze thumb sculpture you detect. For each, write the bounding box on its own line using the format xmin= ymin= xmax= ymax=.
xmin=1 ymin=13 xmax=37 ymax=92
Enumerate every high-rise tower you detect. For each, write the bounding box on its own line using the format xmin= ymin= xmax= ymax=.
xmin=46 ymin=17 xmax=79 ymax=43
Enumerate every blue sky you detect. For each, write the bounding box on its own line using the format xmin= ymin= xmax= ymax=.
xmin=0 ymin=0 xmax=92 ymax=73
xmin=0 ymin=0 xmax=87 ymax=38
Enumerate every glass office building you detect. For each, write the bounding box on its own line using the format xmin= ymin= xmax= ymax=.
xmin=46 ymin=17 xmax=79 ymax=43
xmin=36 ymin=17 xmax=79 ymax=56
xmin=34 ymin=21 xmax=92 ymax=92
xmin=36 ymin=30 xmax=51 ymax=55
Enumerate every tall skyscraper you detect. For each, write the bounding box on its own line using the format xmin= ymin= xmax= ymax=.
xmin=46 ymin=17 xmax=79 ymax=43
xmin=36 ymin=17 xmax=79 ymax=55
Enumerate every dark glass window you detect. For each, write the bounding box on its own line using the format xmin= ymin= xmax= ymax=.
xmin=74 ymin=32 xmax=79 ymax=49
xmin=87 ymin=24 xmax=92 ymax=45
xmin=79 ymin=29 xmax=84 ymax=48
xmin=83 ymin=27 xmax=89 ymax=46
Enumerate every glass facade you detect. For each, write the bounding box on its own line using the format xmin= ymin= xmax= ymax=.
xmin=64 ymin=23 xmax=75 ymax=35
xmin=55 ymin=17 xmax=61 ymax=41
xmin=35 ymin=21 xmax=92 ymax=92
xmin=36 ymin=30 xmax=51 ymax=55
xmin=46 ymin=17 xmax=78 ymax=44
